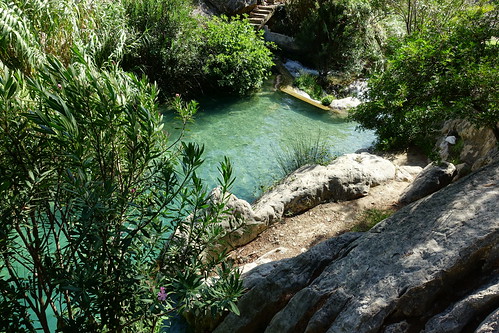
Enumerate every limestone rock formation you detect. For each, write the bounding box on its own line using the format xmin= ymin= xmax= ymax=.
xmin=206 ymin=0 xmax=257 ymax=15
xmin=399 ymin=161 xmax=456 ymax=204
xmin=263 ymin=27 xmax=302 ymax=54
xmin=436 ymin=119 xmax=498 ymax=171
xmin=329 ymin=96 xmax=361 ymax=111
xmin=254 ymin=153 xmax=397 ymax=218
xmin=475 ymin=308 xmax=499 ymax=333
xmin=214 ymin=159 xmax=499 ymax=333
xmin=215 ymin=153 xmax=400 ymax=249
xmin=209 ymin=187 xmax=266 ymax=249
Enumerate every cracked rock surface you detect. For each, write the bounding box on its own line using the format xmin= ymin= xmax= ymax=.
xmin=214 ymin=160 xmax=499 ymax=333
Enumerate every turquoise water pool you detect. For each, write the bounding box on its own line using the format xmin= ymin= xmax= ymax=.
xmin=163 ymin=87 xmax=375 ymax=203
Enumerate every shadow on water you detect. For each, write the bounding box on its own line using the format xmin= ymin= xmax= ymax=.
xmin=162 ymin=83 xmax=375 ymax=203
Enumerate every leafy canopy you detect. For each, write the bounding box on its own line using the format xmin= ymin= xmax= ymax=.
xmin=351 ymin=5 xmax=499 ymax=150
xmin=200 ymin=15 xmax=275 ymax=95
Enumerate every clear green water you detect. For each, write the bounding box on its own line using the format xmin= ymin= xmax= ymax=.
xmin=163 ymin=87 xmax=375 ymax=203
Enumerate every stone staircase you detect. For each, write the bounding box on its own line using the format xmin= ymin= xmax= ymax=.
xmin=248 ymin=2 xmax=281 ymax=30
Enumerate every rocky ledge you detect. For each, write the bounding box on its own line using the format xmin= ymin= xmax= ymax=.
xmin=212 ymin=153 xmax=422 ymax=251
xmin=214 ymin=159 xmax=499 ymax=332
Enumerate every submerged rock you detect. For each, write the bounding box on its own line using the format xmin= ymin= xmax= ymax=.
xmin=214 ymin=159 xmax=499 ymax=332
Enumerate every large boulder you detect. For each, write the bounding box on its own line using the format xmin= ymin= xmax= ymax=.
xmin=253 ymin=153 xmax=397 ymax=220
xmin=214 ymin=153 xmax=398 ymax=250
xmin=436 ymin=119 xmax=498 ymax=171
xmin=214 ymin=159 xmax=499 ymax=332
xmin=399 ymin=161 xmax=456 ymax=204
xmin=263 ymin=27 xmax=303 ymax=54
xmin=209 ymin=187 xmax=266 ymax=249
xmin=206 ymin=0 xmax=257 ymax=15
xmin=329 ymin=96 xmax=361 ymax=111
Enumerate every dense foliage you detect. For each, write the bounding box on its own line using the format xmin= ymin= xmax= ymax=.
xmin=0 ymin=0 xmax=256 ymax=331
xmin=121 ymin=0 xmax=199 ymax=95
xmin=0 ymin=51 xmax=244 ymax=332
xmin=122 ymin=1 xmax=274 ymax=96
xmin=200 ymin=16 xmax=274 ymax=95
xmin=0 ymin=0 xmax=274 ymax=97
xmin=285 ymin=0 xmax=385 ymax=75
xmin=351 ymin=5 xmax=498 ymax=149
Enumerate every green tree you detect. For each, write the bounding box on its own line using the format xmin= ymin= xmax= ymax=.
xmin=199 ymin=15 xmax=274 ymax=95
xmin=119 ymin=1 xmax=275 ymax=96
xmin=0 ymin=52 xmax=243 ymax=332
xmin=351 ymin=5 xmax=498 ymax=150
xmin=372 ymin=0 xmax=473 ymax=35
xmin=121 ymin=0 xmax=201 ymax=95
xmin=289 ymin=0 xmax=384 ymax=75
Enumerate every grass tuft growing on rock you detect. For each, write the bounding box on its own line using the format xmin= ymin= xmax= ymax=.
xmin=276 ymin=134 xmax=334 ymax=177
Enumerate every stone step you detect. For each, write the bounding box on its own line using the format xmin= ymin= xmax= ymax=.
xmin=249 ymin=18 xmax=264 ymax=24
xmin=250 ymin=13 xmax=267 ymax=19
xmin=247 ymin=4 xmax=278 ymax=30
xmin=254 ymin=9 xmax=272 ymax=15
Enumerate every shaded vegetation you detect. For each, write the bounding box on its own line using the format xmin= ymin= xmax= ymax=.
xmin=284 ymin=0 xmax=385 ymax=75
xmin=293 ymin=72 xmax=324 ymax=100
xmin=351 ymin=5 xmax=498 ymax=150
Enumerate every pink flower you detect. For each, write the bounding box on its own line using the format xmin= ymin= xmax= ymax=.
xmin=130 ymin=188 xmax=136 ymax=193
xmin=175 ymin=93 xmax=180 ymax=98
xmin=57 ymin=84 xmax=62 ymax=89
xmin=157 ymin=287 xmax=168 ymax=301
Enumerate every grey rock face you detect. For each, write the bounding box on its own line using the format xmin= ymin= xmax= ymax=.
xmin=423 ymin=276 xmax=499 ymax=333
xmin=263 ymin=28 xmax=302 ymax=54
xmin=214 ymin=160 xmax=499 ymax=333
xmin=436 ymin=119 xmax=498 ymax=171
xmin=254 ymin=153 xmax=396 ymax=219
xmin=475 ymin=307 xmax=499 ymax=333
xmin=207 ymin=0 xmax=257 ymax=14
xmin=399 ymin=161 xmax=456 ymax=204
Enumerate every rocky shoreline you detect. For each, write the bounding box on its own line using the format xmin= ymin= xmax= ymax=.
xmin=213 ymin=158 xmax=499 ymax=333
xmin=193 ymin=118 xmax=499 ymax=333
xmin=211 ymin=152 xmax=425 ymax=253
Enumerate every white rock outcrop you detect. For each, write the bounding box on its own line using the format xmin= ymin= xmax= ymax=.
xmin=215 ymin=153 xmax=400 ymax=249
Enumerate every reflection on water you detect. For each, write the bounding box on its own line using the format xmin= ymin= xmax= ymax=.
xmin=163 ymin=87 xmax=375 ymax=203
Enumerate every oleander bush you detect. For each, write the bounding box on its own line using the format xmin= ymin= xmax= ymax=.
xmin=0 ymin=52 xmax=243 ymax=332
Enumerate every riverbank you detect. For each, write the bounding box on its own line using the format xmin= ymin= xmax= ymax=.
xmin=229 ymin=148 xmax=428 ymax=273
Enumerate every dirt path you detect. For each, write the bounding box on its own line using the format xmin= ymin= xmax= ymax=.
xmin=229 ymin=149 xmax=428 ymax=273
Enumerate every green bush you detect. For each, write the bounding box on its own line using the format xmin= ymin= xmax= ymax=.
xmin=0 ymin=53 xmax=243 ymax=332
xmin=321 ymin=95 xmax=335 ymax=106
xmin=351 ymin=5 xmax=499 ymax=150
xmin=293 ymin=72 xmax=323 ymax=100
xmin=199 ymin=15 xmax=274 ymax=95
